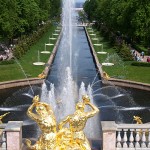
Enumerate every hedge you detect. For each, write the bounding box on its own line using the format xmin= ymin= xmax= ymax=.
xmin=13 ymin=21 xmax=51 ymax=59
xmin=0 ymin=60 xmax=15 ymax=65
xmin=131 ymin=62 xmax=150 ymax=67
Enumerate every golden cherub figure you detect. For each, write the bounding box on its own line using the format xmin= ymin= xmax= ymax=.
xmin=38 ymin=71 xmax=46 ymax=79
xmin=103 ymin=71 xmax=110 ymax=80
xmin=133 ymin=116 xmax=143 ymax=124
xmin=0 ymin=112 xmax=10 ymax=124
xmin=58 ymin=95 xmax=99 ymax=150
xmin=26 ymin=95 xmax=57 ymax=150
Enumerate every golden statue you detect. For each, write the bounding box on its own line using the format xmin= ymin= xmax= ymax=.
xmin=26 ymin=95 xmax=57 ymax=150
xmin=133 ymin=116 xmax=143 ymax=124
xmin=58 ymin=95 xmax=99 ymax=150
xmin=0 ymin=112 xmax=10 ymax=124
xmin=133 ymin=116 xmax=149 ymax=135
xmin=38 ymin=71 xmax=46 ymax=79
xmin=26 ymin=95 xmax=99 ymax=150
xmin=103 ymin=71 xmax=110 ymax=80
xmin=56 ymin=128 xmax=81 ymax=150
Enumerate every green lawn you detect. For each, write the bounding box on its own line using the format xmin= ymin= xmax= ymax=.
xmin=87 ymin=28 xmax=150 ymax=84
xmin=0 ymin=25 xmax=58 ymax=82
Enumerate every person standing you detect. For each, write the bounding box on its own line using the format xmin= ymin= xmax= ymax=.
xmin=141 ymin=51 xmax=145 ymax=58
xmin=147 ymin=57 xmax=150 ymax=63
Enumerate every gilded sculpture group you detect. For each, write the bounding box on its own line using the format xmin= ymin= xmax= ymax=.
xmin=26 ymin=95 xmax=99 ymax=150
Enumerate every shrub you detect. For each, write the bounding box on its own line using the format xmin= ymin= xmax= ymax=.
xmin=13 ymin=22 xmax=51 ymax=59
xmin=116 ymin=42 xmax=133 ymax=61
xmin=13 ymin=45 xmax=24 ymax=59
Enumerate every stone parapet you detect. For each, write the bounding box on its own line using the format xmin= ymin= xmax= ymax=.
xmin=101 ymin=121 xmax=117 ymax=150
xmin=5 ymin=121 xmax=23 ymax=150
xmin=0 ymin=78 xmax=43 ymax=90
xmin=108 ymin=78 xmax=150 ymax=91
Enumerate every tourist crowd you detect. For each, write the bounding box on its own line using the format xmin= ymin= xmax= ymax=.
xmin=131 ymin=49 xmax=150 ymax=63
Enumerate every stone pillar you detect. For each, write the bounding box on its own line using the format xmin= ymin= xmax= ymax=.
xmin=101 ymin=121 xmax=117 ymax=150
xmin=5 ymin=121 xmax=23 ymax=150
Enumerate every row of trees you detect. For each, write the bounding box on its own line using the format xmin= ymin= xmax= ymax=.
xmin=0 ymin=0 xmax=61 ymax=42
xmin=83 ymin=0 xmax=150 ymax=47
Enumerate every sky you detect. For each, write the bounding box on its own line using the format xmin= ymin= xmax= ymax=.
xmin=76 ymin=0 xmax=86 ymax=3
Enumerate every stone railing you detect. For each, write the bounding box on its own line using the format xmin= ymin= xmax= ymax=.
xmin=0 ymin=124 xmax=7 ymax=150
xmin=0 ymin=121 xmax=23 ymax=150
xmin=101 ymin=121 xmax=150 ymax=150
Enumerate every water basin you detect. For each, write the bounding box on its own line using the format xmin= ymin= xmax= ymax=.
xmin=92 ymin=38 xmax=98 ymax=41
xmin=53 ymin=34 xmax=59 ymax=36
xmin=102 ymin=63 xmax=114 ymax=66
xmin=49 ymin=38 xmax=56 ymax=40
xmin=40 ymin=51 xmax=51 ymax=54
xmin=94 ymin=44 xmax=102 ymax=46
xmin=97 ymin=51 xmax=107 ymax=54
xmin=90 ymin=34 xmax=96 ymax=36
xmin=33 ymin=62 xmax=45 ymax=66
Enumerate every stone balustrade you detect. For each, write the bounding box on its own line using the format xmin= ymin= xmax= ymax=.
xmin=102 ymin=121 xmax=150 ymax=150
xmin=0 ymin=124 xmax=7 ymax=150
xmin=0 ymin=121 xmax=23 ymax=150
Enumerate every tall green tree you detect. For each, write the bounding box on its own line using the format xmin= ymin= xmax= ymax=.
xmin=0 ymin=0 xmax=19 ymax=40
xmin=84 ymin=0 xmax=150 ymax=46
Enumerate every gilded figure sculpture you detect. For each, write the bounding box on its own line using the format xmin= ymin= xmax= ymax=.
xmin=0 ymin=112 xmax=10 ymax=124
xmin=58 ymin=95 xmax=99 ymax=150
xmin=38 ymin=71 xmax=46 ymax=79
xmin=26 ymin=95 xmax=99 ymax=150
xmin=133 ymin=116 xmax=143 ymax=124
xmin=26 ymin=95 xmax=57 ymax=150
xmin=103 ymin=71 xmax=110 ymax=80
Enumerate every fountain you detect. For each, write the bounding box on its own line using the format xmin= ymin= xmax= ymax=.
xmin=55 ymin=29 xmax=60 ymax=32
xmin=41 ymin=43 xmax=51 ymax=54
xmin=96 ymin=43 xmax=107 ymax=54
xmin=33 ymin=50 xmax=45 ymax=65
xmin=49 ymin=36 xmax=56 ymax=40
xmin=39 ymin=0 xmax=101 ymax=141
xmin=53 ymin=33 xmax=59 ymax=36
xmin=57 ymin=26 xmax=62 ymax=30
xmin=88 ymin=30 xmax=94 ymax=33
xmin=1 ymin=1 xmax=150 ymax=150
xmin=102 ymin=53 xmax=114 ymax=66
xmin=90 ymin=33 xmax=96 ymax=36
xmin=92 ymin=37 xmax=99 ymax=41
